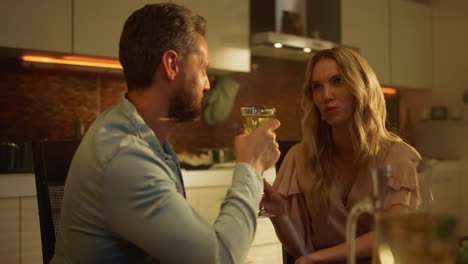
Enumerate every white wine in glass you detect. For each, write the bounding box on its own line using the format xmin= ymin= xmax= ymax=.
xmin=242 ymin=114 xmax=275 ymax=135
xmin=240 ymin=105 xmax=276 ymax=217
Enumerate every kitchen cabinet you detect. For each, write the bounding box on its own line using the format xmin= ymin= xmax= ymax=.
xmin=184 ymin=166 xmax=281 ymax=264
xmin=186 ymin=185 xmax=282 ymax=264
xmin=390 ymin=0 xmax=432 ymax=90
xmin=73 ymin=0 xmax=141 ymax=59
xmin=74 ymin=0 xmax=250 ymax=72
xmin=0 ymin=174 xmax=42 ymax=264
xmin=245 ymin=242 xmax=282 ymax=264
xmin=19 ymin=197 xmax=42 ymax=264
xmin=0 ymin=0 xmax=72 ymax=53
xmin=341 ymin=0 xmax=391 ymax=86
xmin=0 ymin=196 xmax=41 ymax=264
xmin=180 ymin=0 xmax=250 ymax=73
xmin=0 ymin=198 xmax=20 ymax=264
xmin=341 ymin=0 xmax=432 ymax=89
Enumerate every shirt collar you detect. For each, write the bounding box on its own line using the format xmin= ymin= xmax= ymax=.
xmin=118 ymin=94 xmax=172 ymax=159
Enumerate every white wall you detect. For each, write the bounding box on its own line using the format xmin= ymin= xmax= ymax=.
xmin=400 ymin=0 xmax=468 ymax=236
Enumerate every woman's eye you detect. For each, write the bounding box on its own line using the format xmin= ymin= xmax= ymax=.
xmin=311 ymin=83 xmax=320 ymax=91
xmin=332 ymin=77 xmax=343 ymax=85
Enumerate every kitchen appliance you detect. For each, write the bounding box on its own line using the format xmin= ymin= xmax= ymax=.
xmin=0 ymin=142 xmax=18 ymax=171
xmin=0 ymin=141 xmax=34 ymax=173
xmin=250 ymin=0 xmax=352 ymax=61
xmin=250 ymin=31 xmax=338 ymax=61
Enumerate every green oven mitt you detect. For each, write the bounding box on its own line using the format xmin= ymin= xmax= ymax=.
xmin=202 ymin=76 xmax=240 ymax=125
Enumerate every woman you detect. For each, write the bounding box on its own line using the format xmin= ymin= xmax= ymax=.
xmin=263 ymin=48 xmax=421 ymax=264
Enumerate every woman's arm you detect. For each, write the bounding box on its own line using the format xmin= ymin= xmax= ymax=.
xmin=301 ymin=231 xmax=374 ymax=263
xmin=295 ymin=204 xmax=409 ymax=264
xmin=263 ymin=180 xmax=306 ymax=258
xmin=270 ymin=214 xmax=306 ymax=258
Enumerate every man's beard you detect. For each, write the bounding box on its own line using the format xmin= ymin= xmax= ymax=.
xmin=167 ymin=85 xmax=201 ymax=122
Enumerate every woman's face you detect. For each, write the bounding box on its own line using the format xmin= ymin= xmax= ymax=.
xmin=311 ymin=58 xmax=356 ymax=128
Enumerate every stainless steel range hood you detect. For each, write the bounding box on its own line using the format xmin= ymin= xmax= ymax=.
xmin=251 ymin=31 xmax=340 ymax=62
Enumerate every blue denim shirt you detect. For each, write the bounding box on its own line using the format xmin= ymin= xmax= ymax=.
xmin=51 ymin=95 xmax=262 ymax=264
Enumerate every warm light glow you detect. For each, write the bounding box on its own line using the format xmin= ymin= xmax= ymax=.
xmin=273 ymin=42 xmax=283 ymax=48
xmin=303 ymin=47 xmax=312 ymax=53
xmin=21 ymin=55 xmax=122 ymax=69
xmin=378 ymin=244 xmax=395 ymax=264
xmin=382 ymin=87 xmax=397 ymax=95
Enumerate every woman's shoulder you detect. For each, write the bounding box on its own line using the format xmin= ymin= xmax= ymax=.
xmin=286 ymin=142 xmax=304 ymax=156
xmin=282 ymin=142 xmax=312 ymax=164
xmin=274 ymin=142 xmax=305 ymax=195
xmin=384 ymin=141 xmax=422 ymax=163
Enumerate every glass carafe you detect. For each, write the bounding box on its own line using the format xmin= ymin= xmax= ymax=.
xmin=346 ymin=162 xmax=457 ymax=264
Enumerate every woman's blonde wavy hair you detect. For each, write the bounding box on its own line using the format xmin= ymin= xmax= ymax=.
xmin=300 ymin=47 xmax=401 ymax=217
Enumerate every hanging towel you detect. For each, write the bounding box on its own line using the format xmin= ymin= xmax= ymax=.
xmin=202 ymin=76 xmax=240 ymax=125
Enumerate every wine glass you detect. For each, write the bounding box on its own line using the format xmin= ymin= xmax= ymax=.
xmin=240 ymin=105 xmax=276 ymax=217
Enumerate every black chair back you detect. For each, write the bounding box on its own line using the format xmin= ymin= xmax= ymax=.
xmin=276 ymin=140 xmax=300 ymax=264
xmin=32 ymin=140 xmax=80 ymax=264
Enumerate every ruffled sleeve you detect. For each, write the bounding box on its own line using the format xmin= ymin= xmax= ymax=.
xmin=382 ymin=142 xmax=422 ymax=211
xmin=273 ymin=144 xmax=302 ymax=196
xmin=273 ymin=144 xmax=315 ymax=252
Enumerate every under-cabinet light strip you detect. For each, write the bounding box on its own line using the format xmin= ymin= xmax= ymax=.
xmin=381 ymin=88 xmax=397 ymax=95
xmin=21 ymin=55 xmax=122 ymax=69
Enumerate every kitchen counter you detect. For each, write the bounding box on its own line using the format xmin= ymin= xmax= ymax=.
xmin=182 ymin=163 xmax=276 ymax=187
xmin=0 ymin=165 xmax=276 ymax=197
xmin=0 ymin=173 xmax=36 ymax=198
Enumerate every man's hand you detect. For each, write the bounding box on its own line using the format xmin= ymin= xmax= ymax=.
xmin=234 ymin=119 xmax=281 ymax=174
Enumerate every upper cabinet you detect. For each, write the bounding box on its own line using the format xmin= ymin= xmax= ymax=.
xmin=0 ymin=0 xmax=72 ymax=53
xmin=341 ymin=0 xmax=391 ymax=86
xmin=1 ymin=0 xmax=249 ymax=73
xmin=178 ymin=0 xmax=250 ymax=73
xmin=73 ymin=0 xmax=250 ymax=72
xmin=73 ymin=0 xmax=141 ymax=58
xmin=341 ymin=0 xmax=432 ymax=89
xmin=390 ymin=0 xmax=432 ymax=90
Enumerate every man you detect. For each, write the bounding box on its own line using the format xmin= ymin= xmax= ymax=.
xmin=51 ymin=3 xmax=280 ymax=264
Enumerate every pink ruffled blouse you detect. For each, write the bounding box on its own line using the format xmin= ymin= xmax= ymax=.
xmin=273 ymin=141 xmax=421 ymax=262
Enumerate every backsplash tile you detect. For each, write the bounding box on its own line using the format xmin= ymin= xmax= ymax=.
xmin=0 ymin=56 xmax=306 ymax=149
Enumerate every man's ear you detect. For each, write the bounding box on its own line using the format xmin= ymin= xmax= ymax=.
xmin=161 ymin=50 xmax=179 ymax=81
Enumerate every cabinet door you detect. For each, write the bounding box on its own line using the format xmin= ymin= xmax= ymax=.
xmin=341 ymin=0 xmax=391 ymax=85
xmin=73 ymin=0 xmax=142 ymax=58
xmin=390 ymin=0 xmax=432 ymax=89
xmin=252 ymin=218 xmax=281 ymax=246
xmin=176 ymin=0 xmax=250 ymax=72
xmin=0 ymin=0 xmax=72 ymax=53
xmin=20 ymin=196 xmax=42 ymax=264
xmin=0 ymin=198 xmax=20 ymax=264
xmin=244 ymin=243 xmax=282 ymax=264
xmin=187 ymin=186 xmax=282 ymax=264
xmin=73 ymin=0 xmax=250 ymax=72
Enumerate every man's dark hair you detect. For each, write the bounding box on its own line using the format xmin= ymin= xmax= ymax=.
xmin=119 ymin=3 xmax=206 ymax=90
